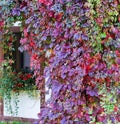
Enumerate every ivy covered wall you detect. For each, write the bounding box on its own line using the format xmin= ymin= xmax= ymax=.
xmin=0 ymin=0 xmax=120 ymax=123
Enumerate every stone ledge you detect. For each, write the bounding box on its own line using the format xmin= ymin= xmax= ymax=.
xmin=0 ymin=116 xmax=39 ymax=123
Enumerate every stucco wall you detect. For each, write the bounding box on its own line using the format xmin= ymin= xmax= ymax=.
xmin=4 ymin=91 xmax=40 ymax=119
xmin=4 ymin=88 xmax=51 ymax=119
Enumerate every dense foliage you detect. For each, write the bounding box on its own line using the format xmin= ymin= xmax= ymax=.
xmin=0 ymin=4 xmax=36 ymax=114
xmin=0 ymin=0 xmax=120 ymax=123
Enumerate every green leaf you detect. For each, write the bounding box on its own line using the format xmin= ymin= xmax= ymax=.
xmin=100 ymin=32 xmax=106 ymax=38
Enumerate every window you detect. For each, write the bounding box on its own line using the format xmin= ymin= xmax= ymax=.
xmin=13 ymin=32 xmax=31 ymax=72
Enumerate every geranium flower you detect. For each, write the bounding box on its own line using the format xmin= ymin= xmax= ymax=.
xmin=26 ymin=73 xmax=32 ymax=79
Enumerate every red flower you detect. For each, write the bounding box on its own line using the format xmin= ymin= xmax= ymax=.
xmin=31 ymin=54 xmax=38 ymax=60
xmin=30 ymin=41 xmax=35 ymax=47
xmin=22 ymin=73 xmax=32 ymax=81
xmin=19 ymin=74 xmax=24 ymax=79
xmin=23 ymin=76 xmax=28 ymax=81
xmin=26 ymin=73 xmax=32 ymax=78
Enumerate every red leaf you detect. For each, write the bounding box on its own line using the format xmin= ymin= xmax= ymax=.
xmin=55 ymin=12 xmax=63 ymax=21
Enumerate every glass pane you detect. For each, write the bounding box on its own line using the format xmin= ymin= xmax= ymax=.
xmin=23 ymin=51 xmax=30 ymax=70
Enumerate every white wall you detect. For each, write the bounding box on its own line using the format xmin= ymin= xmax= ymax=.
xmin=4 ymin=91 xmax=40 ymax=119
xmin=4 ymin=89 xmax=51 ymax=119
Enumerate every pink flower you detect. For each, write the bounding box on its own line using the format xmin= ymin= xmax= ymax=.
xmin=20 ymin=38 xmax=28 ymax=45
xmin=24 ymin=44 xmax=29 ymax=50
xmin=38 ymin=0 xmax=52 ymax=5
xmin=23 ymin=28 xmax=28 ymax=37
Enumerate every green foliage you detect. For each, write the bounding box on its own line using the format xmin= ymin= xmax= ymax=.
xmin=0 ymin=65 xmax=37 ymax=115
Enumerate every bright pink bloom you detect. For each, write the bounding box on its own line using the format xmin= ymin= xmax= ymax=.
xmin=20 ymin=38 xmax=28 ymax=45
xmin=38 ymin=0 xmax=52 ymax=5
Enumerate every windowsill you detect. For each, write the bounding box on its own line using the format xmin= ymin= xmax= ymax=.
xmin=10 ymin=26 xmax=20 ymax=33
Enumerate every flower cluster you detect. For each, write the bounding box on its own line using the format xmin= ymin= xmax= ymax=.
xmin=0 ymin=64 xmax=36 ymax=115
xmin=12 ymin=72 xmax=35 ymax=92
xmin=1 ymin=0 xmax=120 ymax=123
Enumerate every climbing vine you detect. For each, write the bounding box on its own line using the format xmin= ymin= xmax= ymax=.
xmin=0 ymin=0 xmax=120 ymax=123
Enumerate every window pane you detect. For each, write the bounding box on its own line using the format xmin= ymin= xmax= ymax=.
xmin=23 ymin=51 xmax=30 ymax=70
